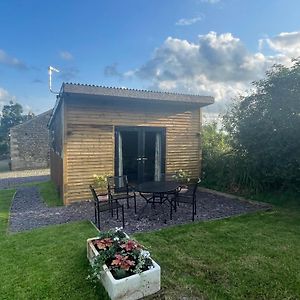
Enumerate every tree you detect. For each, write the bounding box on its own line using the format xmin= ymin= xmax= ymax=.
xmin=223 ymin=60 xmax=300 ymax=191
xmin=201 ymin=122 xmax=231 ymax=187
xmin=0 ymin=101 xmax=34 ymax=158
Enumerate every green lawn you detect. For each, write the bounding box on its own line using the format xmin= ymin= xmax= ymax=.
xmin=36 ymin=180 xmax=64 ymax=206
xmin=0 ymin=189 xmax=109 ymax=300
xmin=1 ymin=186 xmax=300 ymax=299
xmin=12 ymin=180 xmax=64 ymax=206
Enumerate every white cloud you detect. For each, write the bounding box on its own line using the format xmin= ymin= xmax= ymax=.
xmin=60 ymin=51 xmax=73 ymax=60
xmin=262 ymin=31 xmax=300 ymax=58
xmin=122 ymin=31 xmax=296 ymax=120
xmin=0 ymin=87 xmax=16 ymax=111
xmin=176 ymin=16 xmax=203 ymax=26
xmin=0 ymin=49 xmax=27 ymax=70
xmin=59 ymin=66 xmax=79 ymax=81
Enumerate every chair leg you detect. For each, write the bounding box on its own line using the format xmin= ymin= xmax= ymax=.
xmin=122 ymin=205 xmax=125 ymax=228
xmin=94 ymin=203 xmax=97 ymax=226
xmin=134 ymin=194 xmax=137 ymax=214
xmin=126 ymin=195 xmax=130 ymax=209
xmin=192 ymin=202 xmax=195 ymax=222
xmin=170 ymin=199 xmax=173 ymax=220
xmin=97 ymin=202 xmax=101 ymax=229
xmin=116 ymin=205 xmax=119 ymax=219
xmin=110 ymin=199 xmax=114 ymax=217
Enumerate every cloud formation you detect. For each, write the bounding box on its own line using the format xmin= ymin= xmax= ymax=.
xmin=176 ymin=16 xmax=203 ymax=26
xmin=104 ymin=63 xmax=122 ymax=77
xmin=0 ymin=87 xmax=16 ymax=111
xmin=0 ymin=49 xmax=27 ymax=70
xmin=262 ymin=31 xmax=300 ymax=58
xmin=59 ymin=66 xmax=79 ymax=81
xmin=60 ymin=51 xmax=73 ymax=60
xmin=121 ymin=31 xmax=296 ymax=118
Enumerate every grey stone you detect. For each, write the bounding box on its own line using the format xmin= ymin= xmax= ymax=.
xmin=10 ymin=110 xmax=52 ymax=171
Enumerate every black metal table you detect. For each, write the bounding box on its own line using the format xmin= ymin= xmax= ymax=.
xmin=135 ymin=181 xmax=180 ymax=222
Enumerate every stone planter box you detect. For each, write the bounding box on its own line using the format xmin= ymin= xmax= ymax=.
xmin=87 ymin=237 xmax=161 ymax=300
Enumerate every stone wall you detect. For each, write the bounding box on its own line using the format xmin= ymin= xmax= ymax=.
xmin=10 ymin=110 xmax=52 ymax=171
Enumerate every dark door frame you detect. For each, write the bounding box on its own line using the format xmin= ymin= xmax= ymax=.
xmin=114 ymin=126 xmax=166 ymax=182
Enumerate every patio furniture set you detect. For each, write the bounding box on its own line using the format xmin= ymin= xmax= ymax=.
xmin=90 ymin=175 xmax=201 ymax=229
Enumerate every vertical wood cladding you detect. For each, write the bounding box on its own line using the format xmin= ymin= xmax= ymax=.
xmin=49 ymin=103 xmax=64 ymax=200
xmin=63 ymin=98 xmax=201 ymax=204
xmin=50 ymin=149 xmax=63 ymax=198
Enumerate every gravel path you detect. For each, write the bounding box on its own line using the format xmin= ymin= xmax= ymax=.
xmin=9 ymin=186 xmax=94 ymax=232
xmin=9 ymin=186 xmax=270 ymax=234
xmin=0 ymin=169 xmax=50 ymax=189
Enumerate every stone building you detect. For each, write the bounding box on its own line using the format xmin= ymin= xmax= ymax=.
xmin=10 ymin=110 xmax=52 ymax=170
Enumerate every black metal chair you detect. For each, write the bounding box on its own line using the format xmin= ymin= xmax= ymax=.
xmin=89 ymin=185 xmax=125 ymax=230
xmin=170 ymin=178 xmax=201 ymax=221
xmin=107 ymin=175 xmax=137 ymax=214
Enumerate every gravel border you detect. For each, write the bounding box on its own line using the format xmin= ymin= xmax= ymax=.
xmin=9 ymin=186 xmax=270 ymax=234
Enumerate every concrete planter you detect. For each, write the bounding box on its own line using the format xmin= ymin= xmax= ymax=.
xmin=87 ymin=237 xmax=161 ymax=300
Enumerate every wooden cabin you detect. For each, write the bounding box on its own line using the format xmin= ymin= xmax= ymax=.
xmin=48 ymin=83 xmax=214 ymax=205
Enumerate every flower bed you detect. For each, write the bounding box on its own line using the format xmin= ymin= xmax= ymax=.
xmin=87 ymin=228 xmax=161 ymax=300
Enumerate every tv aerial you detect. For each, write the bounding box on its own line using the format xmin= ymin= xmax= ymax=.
xmin=48 ymin=66 xmax=60 ymax=94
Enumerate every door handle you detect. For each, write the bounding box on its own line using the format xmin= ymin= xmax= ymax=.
xmin=142 ymin=157 xmax=148 ymax=161
xmin=136 ymin=157 xmax=142 ymax=161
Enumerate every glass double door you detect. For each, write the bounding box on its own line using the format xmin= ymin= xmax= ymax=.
xmin=115 ymin=126 xmax=166 ymax=183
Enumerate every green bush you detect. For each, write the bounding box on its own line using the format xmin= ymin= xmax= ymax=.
xmin=202 ymin=60 xmax=300 ymax=194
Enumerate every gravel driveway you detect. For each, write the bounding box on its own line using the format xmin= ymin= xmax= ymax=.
xmin=9 ymin=185 xmax=270 ymax=234
xmin=0 ymin=169 xmax=50 ymax=189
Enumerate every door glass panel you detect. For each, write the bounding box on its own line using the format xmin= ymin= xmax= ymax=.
xmin=115 ymin=127 xmax=165 ymax=183
xmin=144 ymin=131 xmax=156 ymax=181
xmin=121 ymin=131 xmax=138 ymax=182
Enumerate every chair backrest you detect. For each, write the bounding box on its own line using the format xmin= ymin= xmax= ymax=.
xmin=186 ymin=178 xmax=201 ymax=197
xmin=89 ymin=185 xmax=99 ymax=203
xmin=192 ymin=178 xmax=201 ymax=196
xmin=107 ymin=176 xmax=128 ymax=194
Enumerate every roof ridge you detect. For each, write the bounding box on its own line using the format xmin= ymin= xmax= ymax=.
xmin=63 ymin=82 xmax=206 ymax=98
xmin=10 ymin=109 xmax=52 ymax=130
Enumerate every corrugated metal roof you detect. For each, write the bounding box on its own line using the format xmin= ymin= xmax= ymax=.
xmin=62 ymin=82 xmax=214 ymax=104
xmin=49 ymin=82 xmax=214 ymax=126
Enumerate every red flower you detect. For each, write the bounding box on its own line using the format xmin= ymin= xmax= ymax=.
xmin=111 ymin=254 xmax=135 ymax=271
xmin=120 ymin=240 xmax=141 ymax=252
xmin=94 ymin=238 xmax=113 ymax=250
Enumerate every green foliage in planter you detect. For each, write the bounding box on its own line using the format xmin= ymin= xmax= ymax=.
xmin=92 ymin=174 xmax=109 ymax=193
xmin=172 ymin=169 xmax=192 ymax=184
xmin=88 ymin=229 xmax=153 ymax=282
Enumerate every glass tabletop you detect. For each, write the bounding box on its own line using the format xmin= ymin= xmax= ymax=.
xmin=135 ymin=181 xmax=180 ymax=194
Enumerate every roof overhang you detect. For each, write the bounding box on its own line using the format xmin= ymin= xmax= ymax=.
xmin=48 ymin=82 xmax=214 ymax=127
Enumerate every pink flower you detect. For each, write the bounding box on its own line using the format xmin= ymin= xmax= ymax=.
xmin=94 ymin=237 xmax=113 ymax=250
xmin=111 ymin=254 xmax=135 ymax=271
xmin=120 ymin=240 xmax=141 ymax=252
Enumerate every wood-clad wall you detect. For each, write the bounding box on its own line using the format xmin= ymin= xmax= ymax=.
xmin=49 ymin=103 xmax=64 ymax=199
xmin=50 ymin=149 xmax=63 ymax=197
xmin=64 ymin=98 xmax=201 ymax=204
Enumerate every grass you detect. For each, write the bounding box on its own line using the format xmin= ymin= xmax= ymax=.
xmin=0 ymin=188 xmax=109 ymax=299
xmin=10 ymin=180 xmax=64 ymax=206
xmin=0 ymin=185 xmax=299 ymax=299
xmin=36 ymin=180 xmax=64 ymax=206
xmin=248 ymin=189 xmax=300 ymax=209
xmin=136 ymin=208 xmax=300 ymax=299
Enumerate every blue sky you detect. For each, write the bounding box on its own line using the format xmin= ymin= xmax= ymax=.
xmin=1 ymin=0 xmax=300 ymax=118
